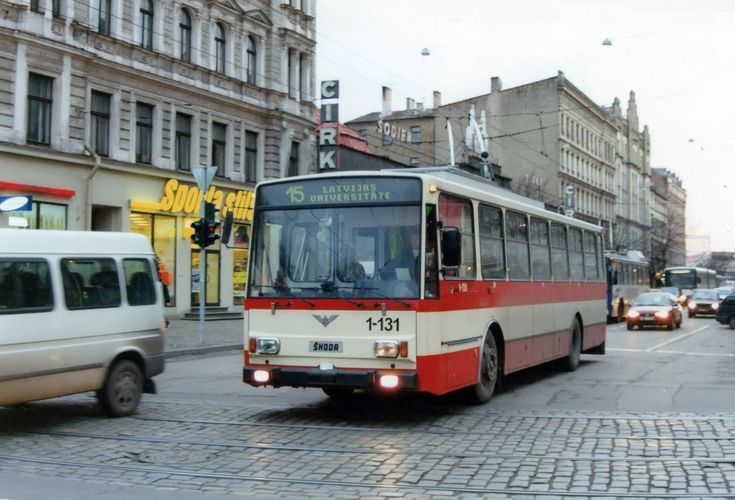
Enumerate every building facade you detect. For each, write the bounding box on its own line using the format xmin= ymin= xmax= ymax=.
xmin=0 ymin=0 xmax=317 ymax=314
xmin=652 ymin=167 xmax=687 ymax=266
xmin=605 ymin=92 xmax=652 ymax=255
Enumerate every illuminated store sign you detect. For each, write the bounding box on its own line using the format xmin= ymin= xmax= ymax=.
xmin=131 ymin=179 xmax=255 ymax=221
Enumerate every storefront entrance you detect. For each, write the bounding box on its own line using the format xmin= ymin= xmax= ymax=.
xmin=191 ymin=249 xmax=220 ymax=306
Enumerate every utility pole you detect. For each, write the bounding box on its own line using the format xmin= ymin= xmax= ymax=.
xmin=191 ymin=166 xmax=217 ymax=346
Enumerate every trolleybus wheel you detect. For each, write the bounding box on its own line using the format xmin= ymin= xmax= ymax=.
xmin=322 ymin=387 xmax=354 ymax=398
xmin=470 ymin=334 xmax=499 ymax=404
xmin=98 ymin=359 xmax=143 ymax=417
xmin=561 ymin=320 xmax=581 ymax=372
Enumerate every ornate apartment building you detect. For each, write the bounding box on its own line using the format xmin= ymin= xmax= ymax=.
xmin=0 ymin=0 xmax=317 ymax=314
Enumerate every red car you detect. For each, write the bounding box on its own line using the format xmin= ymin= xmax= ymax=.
xmin=627 ymin=292 xmax=683 ymax=331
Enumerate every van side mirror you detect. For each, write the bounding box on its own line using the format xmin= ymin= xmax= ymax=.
xmin=440 ymin=227 xmax=461 ymax=269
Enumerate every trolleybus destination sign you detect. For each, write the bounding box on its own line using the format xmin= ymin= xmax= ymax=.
xmin=256 ymin=177 xmax=422 ymax=208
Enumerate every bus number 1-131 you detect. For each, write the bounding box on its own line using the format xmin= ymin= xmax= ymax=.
xmin=366 ymin=317 xmax=399 ymax=332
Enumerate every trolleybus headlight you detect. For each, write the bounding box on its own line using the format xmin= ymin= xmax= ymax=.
xmin=627 ymin=310 xmax=640 ymax=319
xmin=379 ymin=374 xmax=400 ymax=389
xmin=655 ymin=310 xmax=670 ymax=320
xmin=253 ymin=370 xmax=270 ymax=383
xmin=256 ymin=337 xmax=281 ymax=354
xmin=374 ymin=340 xmax=400 ymax=358
xmin=688 ymin=301 xmax=697 ymax=310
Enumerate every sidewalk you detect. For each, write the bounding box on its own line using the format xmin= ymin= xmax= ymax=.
xmin=164 ymin=318 xmax=244 ymax=358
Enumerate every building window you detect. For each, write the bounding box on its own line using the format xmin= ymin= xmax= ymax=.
xmin=214 ymin=23 xmax=226 ymax=73
xmin=410 ymin=126 xmax=421 ymax=144
xmin=410 ymin=157 xmax=420 ymax=166
xmin=382 ymin=134 xmax=393 ymax=146
xmin=246 ymin=35 xmax=257 ymax=84
xmin=140 ymin=0 xmax=153 ymax=49
xmin=27 ymin=73 xmax=53 ymax=145
xmin=135 ymin=102 xmax=153 ymax=164
xmin=287 ymin=49 xmax=295 ymax=98
xmin=175 ymin=112 xmax=191 ymax=171
xmin=211 ymin=122 xmax=226 ymax=177
xmin=179 ymin=8 xmax=192 ymax=62
xmin=6 ymin=201 xmax=66 ymax=230
xmin=30 ymin=0 xmax=42 ymax=12
xmin=90 ymin=90 xmax=111 ymax=157
xmin=358 ymin=129 xmax=368 ymax=137
xmin=97 ymin=0 xmax=111 ymax=35
xmin=288 ymin=141 xmax=300 ymax=176
xmin=245 ymin=130 xmax=257 ymax=182
xmin=52 ymin=0 xmax=61 ymax=17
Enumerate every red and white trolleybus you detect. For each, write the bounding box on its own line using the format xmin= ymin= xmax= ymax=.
xmin=243 ymin=167 xmax=607 ymax=403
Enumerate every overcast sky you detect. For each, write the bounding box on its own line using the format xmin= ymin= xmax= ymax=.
xmin=316 ymin=0 xmax=735 ymax=252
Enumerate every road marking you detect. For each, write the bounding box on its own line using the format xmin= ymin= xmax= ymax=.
xmin=607 ymin=347 xmax=735 ymax=358
xmin=644 ymin=325 xmax=711 ymax=352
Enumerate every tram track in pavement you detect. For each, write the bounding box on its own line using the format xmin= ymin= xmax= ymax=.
xmin=0 ymin=451 xmax=732 ymax=499
xmin=3 ymin=404 xmax=735 ymax=497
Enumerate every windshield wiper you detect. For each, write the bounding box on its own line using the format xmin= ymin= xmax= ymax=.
xmin=360 ymin=288 xmax=412 ymax=309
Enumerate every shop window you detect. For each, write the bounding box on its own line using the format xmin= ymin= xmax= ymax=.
xmin=232 ymin=223 xmax=250 ymax=304
xmin=6 ymin=201 xmax=67 ymax=230
xmin=130 ymin=212 xmax=176 ymax=306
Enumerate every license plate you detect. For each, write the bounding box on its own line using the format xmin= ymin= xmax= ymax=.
xmin=642 ymin=315 xmax=653 ymax=319
xmin=309 ymin=341 xmax=343 ymax=353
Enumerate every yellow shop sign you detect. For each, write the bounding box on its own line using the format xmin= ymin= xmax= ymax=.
xmin=131 ymin=179 xmax=255 ymax=221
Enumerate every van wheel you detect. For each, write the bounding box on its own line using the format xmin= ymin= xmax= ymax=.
xmin=561 ymin=320 xmax=581 ymax=372
xmin=322 ymin=387 xmax=354 ymax=398
xmin=98 ymin=360 xmax=143 ymax=417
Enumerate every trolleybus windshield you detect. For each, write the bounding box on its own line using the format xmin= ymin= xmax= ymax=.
xmin=248 ymin=177 xmax=423 ymax=300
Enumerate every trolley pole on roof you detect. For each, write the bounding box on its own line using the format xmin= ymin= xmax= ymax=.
xmin=192 ymin=166 xmax=217 ymax=346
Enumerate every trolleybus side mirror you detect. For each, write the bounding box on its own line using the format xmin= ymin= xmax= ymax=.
xmin=440 ymin=227 xmax=461 ymax=270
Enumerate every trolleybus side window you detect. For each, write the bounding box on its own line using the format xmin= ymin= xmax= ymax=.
xmin=568 ymin=228 xmax=584 ymax=281
xmin=478 ymin=204 xmax=505 ymax=280
xmin=505 ymin=211 xmax=530 ymax=280
xmin=438 ymin=194 xmax=475 ymax=279
xmin=530 ymin=217 xmax=551 ymax=281
xmin=583 ymin=231 xmax=600 ymax=281
xmin=550 ymin=222 xmax=569 ymax=281
xmin=424 ymin=204 xmax=439 ymax=298
xmin=0 ymin=259 xmax=53 ymax=313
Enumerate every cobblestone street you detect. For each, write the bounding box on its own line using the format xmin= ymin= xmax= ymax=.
xmin=2 ymin=392 xmax=735 ymax=498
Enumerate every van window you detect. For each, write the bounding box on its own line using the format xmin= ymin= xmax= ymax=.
xmin=62 ymin=258 xmax=121 ymax=309
xmin=123 ymin=259 xmax=156 ymax=306
xmin=0 ymin=259 xmax=53 ymax=313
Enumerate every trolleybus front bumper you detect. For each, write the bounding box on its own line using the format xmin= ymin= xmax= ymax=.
xmin=243 ymin=366 xmax=418 ymax=391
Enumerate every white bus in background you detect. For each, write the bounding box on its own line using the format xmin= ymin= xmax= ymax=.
xmin=243 ymin=167 xmax=607 ymax=403
xmin=605 ymin=251 xmax=651 ymax=322
xmin=0 ymin=230 xmax=167 ymax=417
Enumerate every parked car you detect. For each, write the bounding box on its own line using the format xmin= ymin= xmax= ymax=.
xmin=687 ymin=289 xmax=720 ymax=318
xmin=627 ymin=292 xmax=683 ymax=331
xmin=715 ymin=293 xmax=735 ymax=329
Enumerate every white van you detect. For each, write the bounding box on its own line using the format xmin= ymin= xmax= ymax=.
xmin=0 ymin=229 xmax=166 ymax=416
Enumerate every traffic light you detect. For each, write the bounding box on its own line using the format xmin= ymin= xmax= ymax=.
xmin=190 ymin=218 xmax=204 ymax=247
xmin=204 ymin=219 xmax=220 ymax=247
